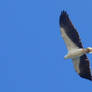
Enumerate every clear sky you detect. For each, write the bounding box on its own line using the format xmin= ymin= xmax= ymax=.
xmin=1 ymin=0 xmax=92 ymax=92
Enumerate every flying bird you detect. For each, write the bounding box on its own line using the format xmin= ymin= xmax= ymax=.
xmin=59 ymin=11 xmax=92 ymax=81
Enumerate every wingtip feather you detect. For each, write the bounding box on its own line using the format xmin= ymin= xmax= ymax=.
xmin=59 ymin=10 xmax=69 ymax=27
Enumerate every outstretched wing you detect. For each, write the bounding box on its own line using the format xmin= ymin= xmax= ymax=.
xmin=72 ymin=54 xmax=92 ymax=81
xmin=59 ymin=11 xmax=83 ymax=50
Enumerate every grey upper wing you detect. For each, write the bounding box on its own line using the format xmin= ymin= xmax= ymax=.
xmin=59 ymin=11 xmax=83 ymax=50
xmin=72 ymin=54 xmax=92 ymax=81
xmin=79 ymin=54 xmax=92 ymax=80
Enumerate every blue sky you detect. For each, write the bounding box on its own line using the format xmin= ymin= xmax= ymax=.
xmin=1 ymin=0 xmax=92 ymax=92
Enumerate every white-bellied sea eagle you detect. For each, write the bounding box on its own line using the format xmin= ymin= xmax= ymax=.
xmin=59 ymin=11 xmax=92 ymax=81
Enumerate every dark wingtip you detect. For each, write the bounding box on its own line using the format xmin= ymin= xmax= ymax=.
xmin=61 ymin=10 xmax=68 ymax=17
xmin=79 ymin=73 xmax=92 ymax=81
xmin=91 ymin=76 xmax=92 ymax=81
xmin=59 ymin=10 xmax=69 ymax=27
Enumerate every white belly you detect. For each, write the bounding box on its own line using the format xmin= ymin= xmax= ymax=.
xmin=64 ymin=49 xmax=85 ymax=59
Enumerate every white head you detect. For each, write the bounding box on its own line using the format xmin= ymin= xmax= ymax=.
xmin=86 ymin=47 xmax=92 ymax=53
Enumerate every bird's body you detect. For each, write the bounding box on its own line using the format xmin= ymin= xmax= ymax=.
xmin=65 ymin=48 xmax=92 ymax=59
xmin=59 ymin=11 xmax=92 ymax=81
xmin=64 ymin=48 xmax=85 ymax=59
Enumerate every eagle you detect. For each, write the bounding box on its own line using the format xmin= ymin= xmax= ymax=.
xmin=59 ymin=11 xmax=92 ymax=81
